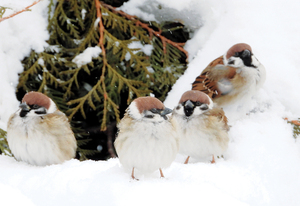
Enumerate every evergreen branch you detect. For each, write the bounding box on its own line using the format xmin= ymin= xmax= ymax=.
xmin=0 ymin=6 xmax=11 ymax=18
xmin=0 ymin=0 xmax=42 ymax=23
xmin=38 ymin=68 xmax=61 ymax=92
xmin=68 ymin=0 xmax=85 ymax=30
xmin=100 ymin=1 xmax=188 ymax=60
xmin=18 ymin=55 xmax=42 ymax=90
xmin=66 ymin=77 xmax=103 ymax=121
xmin=56 ymin=2 xmax=78 ymax=37
xmin=285 ymin=118 xmax=300 ymax=138
xmin=67 ymin=95 xmax=89 ymax=119
xmin=104 ymin=31 xmax=152 ymax=76
xmin=47 ymin=0 xmax=55 ymax=24
xmin=136 ymin=20 xmax=188 ymax=60
xmin=284 ymin=118 xmax=300 ymax=126
xmin=43 ymin=53 xmax=63 ymax=77
xmin=106 ymin=64 xmax=148 ymax=96
xmin=61 ymin=67 xmax=83 ymax=98
xmin=0 ymin=128 xmax=12 ymax=156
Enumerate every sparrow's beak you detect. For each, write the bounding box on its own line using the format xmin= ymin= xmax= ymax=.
xmin=185 ymin=100 xmax=194 ymax=109
xmin=20 ymin=102 xmax=30 ymax=111
xmin=19 ymin=102 xmax=30 ymax=117
xmin=160 ymin=107 xmax=172 ymax=120
xmin=242 ymin=49 xmax=251 ymax=58
xmin=184 ymin=100 xmax=195 ymax=117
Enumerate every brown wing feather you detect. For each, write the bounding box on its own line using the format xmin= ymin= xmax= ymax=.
xmin=208 ymin=107 xmax=230 ymax=131
xmin=192 ymin=56 xmax=237 ymax=99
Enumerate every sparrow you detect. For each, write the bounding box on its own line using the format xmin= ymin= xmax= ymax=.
xmin=171 ymin=90 xmax=229 ymax=164
xmin=114 ymin=96 xmax=179 ymax=179
xmin=192 ymin=43 xmax=266 ymax=107
xmin=7 ymin=91 xmax=77 ymax=166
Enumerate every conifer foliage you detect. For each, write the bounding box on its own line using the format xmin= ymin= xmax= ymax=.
xmin=0 ymin=129 xmax=11 ymax=156
xmin=17 ymin=0 xmax=189 ymax=160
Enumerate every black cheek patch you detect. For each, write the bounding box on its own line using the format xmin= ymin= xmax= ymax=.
xmin=34 ymin=108 xmax=47 ymax=115
xmin=184 ymin=107 xmax=194 ymax=117
xmin=20 ymin=110 xmax=29 ymax=118
xmin=242 ymin=56 xmax=253 ymax=67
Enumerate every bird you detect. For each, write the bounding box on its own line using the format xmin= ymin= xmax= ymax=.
xmin=192 ymin=43 xmax=266 ymax=107
xmin=171 ymin=90 xmax=229 ymax=164
xmin=114 ymin=96 xmax=179 ymax=180
xmin=7 ymin=91 xmax=77 ymax=166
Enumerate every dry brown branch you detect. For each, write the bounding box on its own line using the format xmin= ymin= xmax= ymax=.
xmin=95 ymin=0 xmax=106 ymax=59
xmin=95 ymin=0 xmax=109 ymax=131
xmin=0 ymin=0 xmax=42 ymax=23
xmin=101 ymin=1 xmax=189 ymax=60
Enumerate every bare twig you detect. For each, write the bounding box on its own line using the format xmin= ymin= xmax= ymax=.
xmin=0 ymin=0 xmax=42 ymax=23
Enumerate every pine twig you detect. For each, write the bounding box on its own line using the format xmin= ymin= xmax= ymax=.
xmin=0 ymin=0 xmax=42 ymax=23
xmin=100 ymin=1 xmax=189 ymax=60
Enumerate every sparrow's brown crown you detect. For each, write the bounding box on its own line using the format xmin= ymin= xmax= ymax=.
xmin=226 ymin=43 xmax=252 ymax=59
xmin=134 ymin=97 xmax=165 ymax=113
xmin=22 ymin=92 xmax=51 ymax=109
xmin=179 ymin=90 xmax=210 ymax=104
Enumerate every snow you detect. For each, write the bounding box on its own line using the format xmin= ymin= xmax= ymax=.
xmin=1 ymin=0 xmax=300 ymax=205
xmin=72 ymin=46 xmax=102 ymax=68
xmin=125 ymin=40 xmax=153 ymax=61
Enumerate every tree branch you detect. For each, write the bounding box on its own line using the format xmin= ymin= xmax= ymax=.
xmin=0 ymin=0 xmax=42 ymax=23
xmin=100 ymin=1 xmax=189 ymax=60
xmin=284 ymin=118 xmax=300 ymax=126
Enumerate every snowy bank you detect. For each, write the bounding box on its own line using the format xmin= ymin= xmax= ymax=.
xmin=1 ymin=0 xmax=300 ymax=205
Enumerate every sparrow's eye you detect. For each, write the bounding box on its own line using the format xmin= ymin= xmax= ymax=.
xmin=195 ymin=101 xmax=201 ymax=106
xmin=200 ymin=104 xmax=209 ymax=110
xmin=150 ymin=108 xmax=159 ymax=114
xmin=242 ymin=49 xmax=251 ymax=58
xmin=234 ymin=52 xmax=239 ymax=57
xmin=34 ymin=107 xmax=47 ymax=115
xmin=32 ymin=104 xmax=40 ymax=109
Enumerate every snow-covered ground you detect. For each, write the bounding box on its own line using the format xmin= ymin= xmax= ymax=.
xmin=1 ymin=0 xmax=300 ymax=205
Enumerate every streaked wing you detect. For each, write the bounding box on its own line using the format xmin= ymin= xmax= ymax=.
xmin=208 ymin=107 xmax=230 ymax=131
xmin=192 ymin=56 xmax=237 ymax=99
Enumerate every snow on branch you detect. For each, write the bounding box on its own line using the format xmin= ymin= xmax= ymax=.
xmin=100 ymin=1 xmax=189 ymax=61
xmin=0 ymin=0 xmax=42 ymax=23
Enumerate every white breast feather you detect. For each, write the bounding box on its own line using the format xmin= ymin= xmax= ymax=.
xmin=173 ymin=113 xmax=229 ymax=159
xmin=115 ymin=119 xmax=179 ymax=174
xmin=7 ymin=112 xmax=74 ymax=166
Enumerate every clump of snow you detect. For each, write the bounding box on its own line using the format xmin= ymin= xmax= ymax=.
xmin=125 ymin=40 xmax=153 ymax=61
xmin=0 ymin=0 xmax=50 ymax=128
xmin=121 ymin=0 xmax=225 ymax=45
xmin=72 ymin=46 xmax=102 ymax=67
xmin=1 ymin=0 xmax=300 ymax=205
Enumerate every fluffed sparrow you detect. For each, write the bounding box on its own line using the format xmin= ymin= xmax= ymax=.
xmin=7 ymin=91 xmax=77 ymax=166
